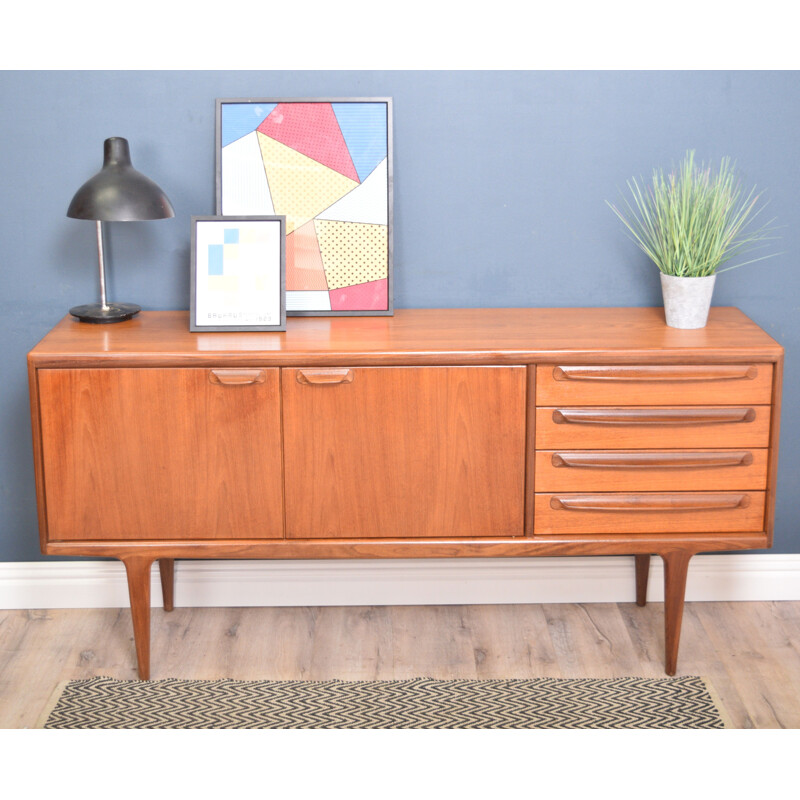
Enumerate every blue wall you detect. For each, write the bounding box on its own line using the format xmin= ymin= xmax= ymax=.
xmin=2 ymin=70 xmax=797 ymax=559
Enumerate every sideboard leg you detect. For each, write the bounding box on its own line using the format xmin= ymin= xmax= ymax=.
xmin=661 ymin=550 xmax=693 ymax=676
xmin=159 ymin=558 xmax=175 ymax=612
xmin=122 ymin=556 xmax=154 ymax=680
xmin=635 ymin=554 xmax=651 ymax=607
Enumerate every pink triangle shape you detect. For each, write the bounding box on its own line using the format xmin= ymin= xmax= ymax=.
xmin=330 ymin=278 xmax=388 ymax=311
xmin=257 ymin=103 xmax=360 ymax=183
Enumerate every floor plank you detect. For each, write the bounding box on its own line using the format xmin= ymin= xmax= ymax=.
xmin=389 ymin=605 xmax=478 ymax=679
xmin=542 ymin=602 xmax=656 ymax=679
xmin=463 ymin=604 xmax=561 ymax=679
xmin=674 ymin=604 xmax=756 ymax=729
xmin=693 ymin=602 xmax=800 ymax=729
xmin=308 ymin=605 xmax=393 ymax=680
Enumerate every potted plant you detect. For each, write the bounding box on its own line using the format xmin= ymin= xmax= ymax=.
xmin=608 ymin=150 xmax=777 ymax=328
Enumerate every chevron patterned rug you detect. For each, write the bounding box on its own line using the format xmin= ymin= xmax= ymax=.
xmin=38 ymin=675 xmax=727 ymax=729
xmin=38 ymin=676 xmax=726 ymax=729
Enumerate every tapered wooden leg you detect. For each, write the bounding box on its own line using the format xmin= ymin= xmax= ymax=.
xmin=122 ymin=556 xmax=154 ymax=680
xmin=635 ymin=554 xmax=651 ymax=607
xmin=159 ymin=558 xmax=175 ymax=612
xmin=661 ymin=550 xmax=693 ymax=676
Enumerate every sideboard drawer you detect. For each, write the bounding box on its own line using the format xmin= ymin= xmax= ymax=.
xmin=534 ymin=491 xmax=766 ymax=535
xmin=535 ymin=449 xmax=768 ymax=492
xmin=535 ymin=406 xmax=771 ymax=449
xmin=536 ymin=364 xmax=773 ymax=406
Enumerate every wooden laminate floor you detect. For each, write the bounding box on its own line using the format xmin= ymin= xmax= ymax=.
xmin=1 ymin=601 xmax=799 ymax=728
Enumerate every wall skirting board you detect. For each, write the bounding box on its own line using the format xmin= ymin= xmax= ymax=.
xmin=1 ymin=555 xmax=799 ymax=610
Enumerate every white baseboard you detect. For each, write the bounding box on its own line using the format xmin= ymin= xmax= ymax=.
xmin=1 ymin=554 xmax=799 ymax=610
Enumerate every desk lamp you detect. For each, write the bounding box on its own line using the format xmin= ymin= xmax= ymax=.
xmin=67 ymin=137 xmax=174 ymax=323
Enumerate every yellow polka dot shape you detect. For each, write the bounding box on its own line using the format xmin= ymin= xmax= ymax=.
xmin=314 ymin=220 xmax=388 ymax=290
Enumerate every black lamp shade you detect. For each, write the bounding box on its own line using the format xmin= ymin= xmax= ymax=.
xmin=67 ymin=137 xmax=174 ymax=221
xmin=66 ymin=137 xmax=174 ymax=324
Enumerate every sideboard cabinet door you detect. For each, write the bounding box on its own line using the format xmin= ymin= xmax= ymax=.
xmin=37 ymin=368 xmax=284 ymax=541
xmin=282 ymin=366 xmax=527 ymax=539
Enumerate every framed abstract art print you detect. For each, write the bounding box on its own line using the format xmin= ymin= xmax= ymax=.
xmin=216 ymin=98 xmax=392 ymax=316
xmin=190 ymin=215 xmax=286 ymax=332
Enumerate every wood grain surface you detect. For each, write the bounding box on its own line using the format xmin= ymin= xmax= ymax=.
xmin=534 ymin=491 xmax=766 ymax=535
xmin=42 ymin=532 xmax=770 ymax=560
xmin=38 ymin=368 xmax=285 ymax=540
xmin=535 ymin=448 xmax=768 ymax=492
xmin=282 ymin=366 xmax=527 ymax=539
xmin=27 ymin=307 xmax=783 ymax=368
xmin=537 ymin=363 xmax=773 ymax=405
xmin=535 ymin=406 xmax=771 ymax=449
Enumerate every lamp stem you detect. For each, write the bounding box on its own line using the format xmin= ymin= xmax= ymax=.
xmin=95 ymin=220 xmax=110 ymax=311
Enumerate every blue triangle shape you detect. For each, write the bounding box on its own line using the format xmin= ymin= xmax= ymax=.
xmin=221 ymin=103 xmax=277 ymax=148
xmin=332 ymin=102 xmax=388 ymax=183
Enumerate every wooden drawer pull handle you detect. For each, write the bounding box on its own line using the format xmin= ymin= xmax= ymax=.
xmin=552 ymin=365 xmax=758 ymax=382
xmin=551 ymin=451 xmax=754 ymax=469
xmin=549 ymin=493 xmax=751 ymax=511
xmin=209 ymin=369 xmax=266 ymax=386
xmin=296 ymin=368 xmax=354 ymax=386
xmin=552 ymin=407 xmax=757 ymax=425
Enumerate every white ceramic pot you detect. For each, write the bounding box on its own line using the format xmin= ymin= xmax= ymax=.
xmin=659 ymin=273 xmax=717 ymax=329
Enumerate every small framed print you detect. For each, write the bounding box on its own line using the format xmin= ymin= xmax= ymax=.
xmin=215 ymin=97 xmax=392 ymax=316
xmin=190 ymin=215 xmax=286 ymax=332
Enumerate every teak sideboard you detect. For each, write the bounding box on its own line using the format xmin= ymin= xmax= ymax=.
xmin=27 ymin=307 xmax=783 ymax=679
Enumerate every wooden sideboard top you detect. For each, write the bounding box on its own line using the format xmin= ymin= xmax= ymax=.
xmin=28 ymin=307 xmax=783 ymax=367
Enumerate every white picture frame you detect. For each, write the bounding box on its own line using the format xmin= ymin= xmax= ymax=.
xmin=190 ymin=215 xmax=286 ymax=332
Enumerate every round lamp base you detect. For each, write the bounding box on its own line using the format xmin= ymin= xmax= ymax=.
xmin=69 ymin=302 xmax=141 ymax=324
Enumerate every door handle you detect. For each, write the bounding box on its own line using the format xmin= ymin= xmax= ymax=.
xmin=296 ymin=368 xmax=354 ymax=386
xmin=552 ymin=365 xmax=758 ymax=382
xmin=550 ymin=451 xmax=755 ymax=469
xmin=549 ymin=493 xmax=752 ymax=511
xmin=208 ymin=369 xmax=266 ymax=386
xmin=552 ymin=407 xmax=757 ymax=425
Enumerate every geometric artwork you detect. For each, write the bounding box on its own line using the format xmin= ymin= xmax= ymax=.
xmin=190 ymin=215 xmax=286 ymax=331
xmin=216 ymin=98 xmax=392 ymax=315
